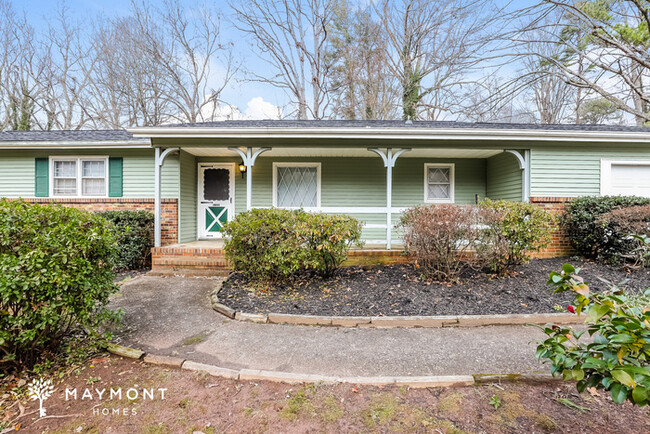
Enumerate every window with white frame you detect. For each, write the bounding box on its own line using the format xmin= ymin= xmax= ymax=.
xmin=51 ymin=157 xmax=108 ymax=197
xmin=273 ymin=163 xmax=320 ymax=208
xmin=424 ymin=163 xmax=454 ymax=203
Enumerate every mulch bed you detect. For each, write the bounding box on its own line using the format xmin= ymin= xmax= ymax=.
xmin=219 ymin=258 xmax=650 ymax=316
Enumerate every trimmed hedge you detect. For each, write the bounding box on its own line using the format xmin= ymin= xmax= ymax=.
xmin=97 ymin=210 xmax=154 ymax=270
xmin=598 ymin=204 xmax=650 ymax=266
xmin=223 ymin=208 xmax=363 ymax=283
xmin=562 ymin=195 xmax=650 ymax=259
xmin=0 ymin=200 xmax=119 ymax=370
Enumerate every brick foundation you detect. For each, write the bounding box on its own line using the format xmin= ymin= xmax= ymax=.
xmin=17 ymin=198 xmax=178 ymax=246
xmin=529 ymin=197 xmax=574 ymax=258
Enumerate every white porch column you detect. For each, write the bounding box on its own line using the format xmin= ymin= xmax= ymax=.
xmin=368 ymin=147 xmax=411 ymax=249
xmin=228 ymin=147 xmax=271 ymax=211
xmin=505 ymin=149 xmax=530 ymax=203
xmin=154 ymin=147 xmax=179 ymax=247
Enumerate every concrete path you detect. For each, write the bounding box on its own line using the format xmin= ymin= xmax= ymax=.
xmin=109 ymin=276 xmax=565 ymax=377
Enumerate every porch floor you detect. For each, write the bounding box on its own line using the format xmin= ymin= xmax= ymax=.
xmin=150 ymin=241 xmax=407 ymax=275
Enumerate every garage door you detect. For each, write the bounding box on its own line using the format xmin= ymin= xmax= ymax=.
xmin=602 ymin=161 xmax=650 ymax=196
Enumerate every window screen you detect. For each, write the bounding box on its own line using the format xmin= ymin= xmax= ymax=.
xmin=276 ymin=166 xmax=318 ymax=207
xmin=53 ymin=160 xmax=77 ymax=196
xmin=81 ymin=160 xmax=106 ymax=196
xmin=426 ymin=166 xmax=452 ymax=201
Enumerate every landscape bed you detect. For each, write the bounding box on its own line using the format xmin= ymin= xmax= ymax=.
xmin=219 ymin=258 xmax=650 ymax=316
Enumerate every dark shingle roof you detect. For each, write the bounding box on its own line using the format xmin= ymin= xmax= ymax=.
xmin=0 ymin=129 xmax=140 ymax=142
xmin=164 ymin=119 xmax=650 ymax=132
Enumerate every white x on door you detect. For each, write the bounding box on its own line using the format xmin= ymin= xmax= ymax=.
xmin=198 ymin=163 xmax=234 ymax=239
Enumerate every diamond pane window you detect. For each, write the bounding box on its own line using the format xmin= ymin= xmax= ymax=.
xmin=276 ymin=165 xmax=319 ymax=207
xmin=426 ymin=165 xmax=453 ymax=202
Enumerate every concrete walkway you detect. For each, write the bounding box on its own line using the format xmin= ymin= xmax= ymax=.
xmin=109 ymin=276 xmax=563 ymax=377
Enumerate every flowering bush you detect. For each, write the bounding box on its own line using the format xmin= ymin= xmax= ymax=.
xmin=535 ymin=264 xmax=650 ymax=406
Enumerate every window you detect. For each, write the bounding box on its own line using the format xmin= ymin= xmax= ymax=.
xmin=424 ymin=163 xmax=454 ymax=203
xmin=601 ymin=159 xmax=650 ymax=197
xmin=51 ymin=157 xmax=108 ymax=197
xmin=273 ymin=163 xmax=321 ymax=208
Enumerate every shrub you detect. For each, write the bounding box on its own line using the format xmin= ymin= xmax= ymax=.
xmin=536 ymin=264 xmax=650 ymax=406
xmin=562 ymin=195 xmax=650 ymax=259
xmin=399 ymin=204 xmax=478 ymax=282
xmin=0 ymin=200 xmax=119 ymax=371
xmin=97 ymin=210 xmax=154 ymax=270
xmin=476 ymin=199 xmax=555 ymax=274
xmin=223 ymin=208 xmax=363 ymax=283
xmin=597 ymin=204 xmax=650 ymax=266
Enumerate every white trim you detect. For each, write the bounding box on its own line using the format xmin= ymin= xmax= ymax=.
xmin=272 ymin=162 xmax=321 ymax=208
xmin=196 ymin=162 xmax=235 ymax=239
xmin=0 ymin=141 xmax=150 ymax=149
xmin=600 ymin=158 xmax=650 ymax=196
xmin=49 ymin=156 xmax=109 ymax=198
xmin=128 ymin=126 xmax=650 ymax=144
xmin=424 ymin=163 xmax=455 ymax=203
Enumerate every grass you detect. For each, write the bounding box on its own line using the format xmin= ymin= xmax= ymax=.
xmin=361 ymin=393 xmax=400 ymax=427
xmin=182 ymin=334 xmax=206 ymax=346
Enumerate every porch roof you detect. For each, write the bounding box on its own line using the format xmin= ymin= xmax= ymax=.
xmin=130 ymin=120 xmax=650 ymax=147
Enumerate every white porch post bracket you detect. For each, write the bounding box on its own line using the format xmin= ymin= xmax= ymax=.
xmin=228 ymin=147 xmax=271 ymax=211
xmin=154 ymin=147 xmax=180 ymax=247
xmin=368 ymin=147 xmax=411 ymax=250
xmin=504 ymin=149 xmax=530 ymax=203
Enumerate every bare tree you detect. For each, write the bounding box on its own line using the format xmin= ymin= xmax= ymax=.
xmin=132 ymin=0 xmax=237 ymax=124
xmin=374 ymin=0 xmax=500 ymax=121
xmin=328 ymin=1 xmax=398 ymax=120
xmin=511 ymin=0 xmax=650 ymax=125
xmin=231 ymin=0 xmax=334 ymax=120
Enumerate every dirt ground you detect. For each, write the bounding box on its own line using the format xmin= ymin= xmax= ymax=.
xmin=220 ymin=257 xmax=650 ymax=316
xmin=2 ymin=355 xmax=649 ymax=433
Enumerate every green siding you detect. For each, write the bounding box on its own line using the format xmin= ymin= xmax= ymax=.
xmin=0 ymin=149 xmax=179 ymax=199
xmin=529 ymin=145 xmax=650 ymax=197
xmin=486 ymin=152 xmax=522 ymax=201
xmin=179 ymin=151 xmax=197 ymax=243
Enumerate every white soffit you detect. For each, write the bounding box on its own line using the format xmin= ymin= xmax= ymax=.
xmin=182 ymin=147 xmax=503 ymax=159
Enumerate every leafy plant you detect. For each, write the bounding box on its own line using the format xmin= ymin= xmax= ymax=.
xmin=489 ymin=395 xmax=501 ymax=409
xmin=476 ymin=199 xmax=555 ymax=274
xmin=223 ymin=208 xmax=363 ymax=283
xmin=597 ymin=205 xmax=650 ymax=266
xmin=0 ymin=199 xmax=120 ymax=371
xmin=535 ymin=264 xmax=650 ymax=406
xmin=562 ymin=195 xmax=650 ymax=259
xmin=97 ymin=210 xmax=154 ymax=270
xmin=399 ymin=204 xmax=478 ymax=282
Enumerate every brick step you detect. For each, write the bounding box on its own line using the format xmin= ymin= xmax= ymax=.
xmin=151 ymin=248 xmax=225 ymax=257
xmin=148 ymin=266 xmax=231 ymax=277
xmin=152 ymin=257 xmax=230 ymax=267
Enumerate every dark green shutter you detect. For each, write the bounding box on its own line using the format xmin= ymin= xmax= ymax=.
xmin=108 ymin=157 xmax=123 ymax=197
xmin=35 ymin=158 xmax=49 ymax=197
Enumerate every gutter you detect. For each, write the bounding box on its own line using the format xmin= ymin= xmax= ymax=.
xmin=128 ymin=126 xmax=650 ymax=143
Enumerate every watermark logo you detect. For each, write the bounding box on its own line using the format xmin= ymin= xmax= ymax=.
xmin=27 ymin=378 xmax=54 ymax=417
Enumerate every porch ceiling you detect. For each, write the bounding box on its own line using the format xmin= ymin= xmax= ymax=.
xmin=182 ymin=147 xmax=503 ymax=159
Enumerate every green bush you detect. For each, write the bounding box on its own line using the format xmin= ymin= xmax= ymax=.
xmin=536 ymin=264 xmax=650 ymax=406
xmin=476 ymin=199 xmax=555 ymax=274
xmin=0 ymin=200 xmax=120 ymax=371
xmin=597 ymin=205 xmax=650 ymax=266
xmin=97 ymin=210 xmax=154 ymax=270
xmin=223 ymin=208 xmax=363 ymax=283
xmin=563 ymin=195 xmax=650 ymax=259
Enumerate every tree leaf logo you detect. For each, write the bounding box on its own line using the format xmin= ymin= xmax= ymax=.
xmin=27 ymin=378 xmax=54 ymax=418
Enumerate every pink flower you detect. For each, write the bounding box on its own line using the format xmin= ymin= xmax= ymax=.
xmin=567 ymin=305 xmax=576 ymax=314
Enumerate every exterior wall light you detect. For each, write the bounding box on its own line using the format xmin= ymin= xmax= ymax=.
xmin=238 ymin=161 xmax=247 ymax=178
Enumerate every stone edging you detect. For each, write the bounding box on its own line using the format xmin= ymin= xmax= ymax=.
xmin=210 ymin=285 xmax=583 ymax=329
xmin=105 ymin=343 xmax=562 ymax=388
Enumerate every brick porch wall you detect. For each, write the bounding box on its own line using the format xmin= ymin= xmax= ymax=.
xmin=17 ymin=198 xmax=178 ymax=246
xmin=529 ymin=196 xmax=574 ymax=258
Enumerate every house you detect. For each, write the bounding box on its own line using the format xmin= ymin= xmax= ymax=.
xmin=2 ymin=120 xmax=650 ymax=273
